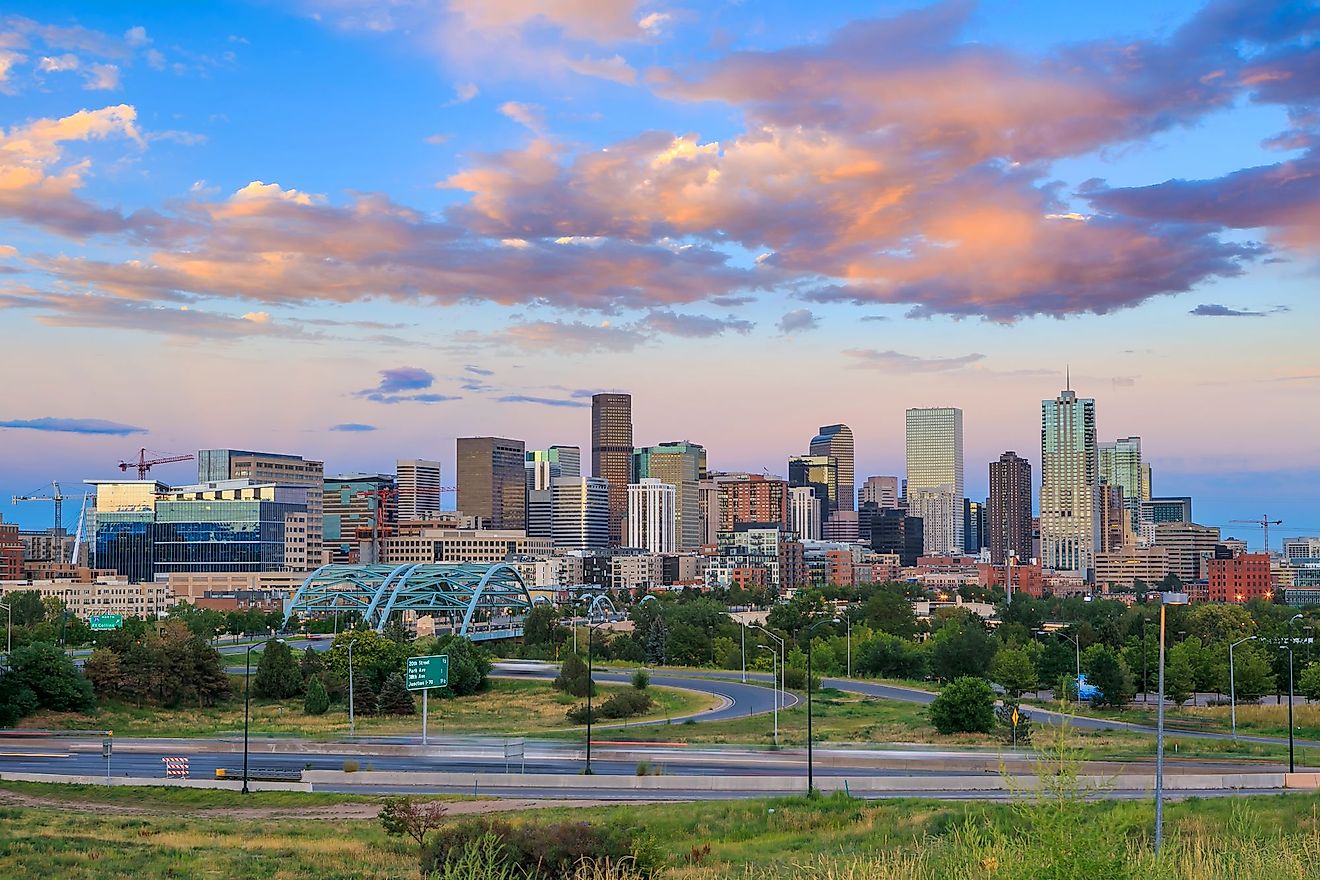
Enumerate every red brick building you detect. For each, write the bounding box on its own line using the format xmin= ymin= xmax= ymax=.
xmin=0 ymin=521 xmax=22 ymax=581
xmin=1208 ymin=551 xmax=1272 ymax=603
xmin=717 ymin=475 xmax=790 ymax=532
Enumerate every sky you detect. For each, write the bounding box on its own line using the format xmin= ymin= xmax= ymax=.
xmin=0 ymin=1 xmax=1317 ymax=547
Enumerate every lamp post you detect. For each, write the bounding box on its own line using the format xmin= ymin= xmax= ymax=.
xmin=585 ymin=619 xmax=608 ymax=774
xmin=1141 ymin=618 xmax=1149 ymax=704
xmin=1154 ymin=591 xmax=1189 ymax=855
xmin=1287 ymin=613 xmax=1303 ymax=774
xmin=243 ymin=638 xmax=283 ymax=794
xmin=1229 ymin=635 xmax=1258 ymax=741
xmin=846 ymin=614 xmax=853 ymax=679
xmin=751 ymin=624 xmax=786 ymax=722
xmin=347 ymin=639 xmax=356 ymax=738
xmin=805 ymin=616 xmax=841 ymax=795
xmin=759 ymin=644 xmax=778 ymax=747
xmin=741 ymin=622 xmax=747 ymax=683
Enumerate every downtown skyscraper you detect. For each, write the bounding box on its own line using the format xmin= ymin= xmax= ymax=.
xmin=905 ymin=408 xmax=964 ymax=555
xmin=1098 ymin=436 xmax=1146 ymax=539
xmin=1040 ymin=389 xmax=1100 ymax=576
xmin=988 ymin=451 xmax=1032 ymax=565
xmin=808 ymin=424 xmax=854 ymax=513
xmin=456 ymin=436 xmax=526 ymax=530
xmin=591 ymin=392 xmax=633 ymax=546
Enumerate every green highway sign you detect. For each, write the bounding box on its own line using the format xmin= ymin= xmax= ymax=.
xmin=405 ymin=654 xmax=449 ymax=691
xmin=90 ymin=614 xmax=123 ymax=631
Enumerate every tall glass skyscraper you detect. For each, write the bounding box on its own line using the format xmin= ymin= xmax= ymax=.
xmin=633 ymin=441 xmax=703 ymax=550
xmin=592 ymin=393 xmax=633 ymax=546
xmin=456 ymin=436 xmax=527 ymax=530
xmin=808 ymin=424 xmax=854 ymax=512
xmin=905 ymin=408 xmax=964 ymax=555
xmin=1098 ymin=436 xmax=1145 ymax=538
xmin=1040 ymin=389 xmax=1100 ymax=576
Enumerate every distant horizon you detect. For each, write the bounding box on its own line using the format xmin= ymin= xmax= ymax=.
xmin=2 ymin=1 xmax=1316 ymax=547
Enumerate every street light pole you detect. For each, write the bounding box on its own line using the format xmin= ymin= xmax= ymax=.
xmin=1154 ymin=591 xmax=1188 ymax=856
xmin=741 ymin=623 xmax=747 ymax=683
xmin=759 ymin=644 xmax=778 ymax=747
xmin=0 ymin=601 xmax=10 ymax=657
xmin=1288 ymin=613 xmax=1302 ymax=773
xmin=1142 ymin=618 xmax=1149 ymax=704
xmin=805 ymin=616 xmax=841 ymax=795
xmin=846 ymin=615 xmax=853 ymax=679
xmin=1229 ymin=635 xmax=1258 ymax=742
xmin=751 ymin=624 xmax=786 ymax=726
xmin=585 ymin=619 xmax=606 ymax=774
xmin=347 ymin=639 xmax=356 ymax=738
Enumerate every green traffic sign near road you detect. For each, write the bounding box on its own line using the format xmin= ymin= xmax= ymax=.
xmin=90 ymin=614 xmax=123 ymax=631
xmin=405 ymin=654 xmax=449 ymax=691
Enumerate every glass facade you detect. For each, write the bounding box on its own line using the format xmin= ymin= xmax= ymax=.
xmin=154 ymin=499 xmax=301 ymax=572
xmin=93 ymin=511 xmax=155 ymax=583
xmin=1040 ymin=390 xmax=1100 ymax=576
xmin=905 ymin=407 xmax=965 ymax=554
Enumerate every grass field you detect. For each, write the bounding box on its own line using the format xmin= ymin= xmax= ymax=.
xmin=3 ymin=780 xmax=1320 ymax=878
xmin=17 ymin=679 xmax=715 ymax=739
xmin=1025 ymin=698 xmax=1320 ymax=741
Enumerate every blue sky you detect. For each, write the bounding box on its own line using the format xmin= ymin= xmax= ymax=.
xmin=1 ymin=1 xmax=1317 ymax=547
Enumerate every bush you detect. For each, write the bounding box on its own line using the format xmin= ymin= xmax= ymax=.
xmin=928 ymin=676 xmax=996 ymax=734
xmin=377 ymin=673 xmax=416 ymax=715
xmin=857 ymin=633 xmax=929 ymax=680
xmin=599 ymin=689 xmax=653 ymax=719
xmin=303 ymin=676 xmax=330 ymax=715
xmin=420 ymin=818 xmax=656 ymax=880
xmin=555 ymin=652 xmax=594 ymax=697
xmin=352 ymin=677 xmax=378 ymax=717
xmin=631 ymin=669 xmax=650 ymax=690
xmin=0 ymin=641 xmax=94 ymax=724
xmin=782 ymin=667 xmax=820 ymax=691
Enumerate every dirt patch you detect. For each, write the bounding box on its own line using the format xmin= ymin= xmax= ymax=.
xmin=0 ymin=789 xmax=639 ymax=821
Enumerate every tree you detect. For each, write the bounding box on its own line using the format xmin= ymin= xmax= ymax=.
xmin=1187 ymin=603 xmax=1256 ymax=645
xmin=522 ymin=604 xmax=561 ymax=648
xmin=1084 ymin=645 xmax=1134 ymax=708
xmin=379 ymin=796 xmax=449 ymax=879
xmin=4 ymin=641 xmax=95 ymax=713
xmin=304 ymin=676 xmax=330 ymax=715
xmin=254 ymin=638 xmax=304 ymax=699
xmin=644 ymin=612 xmax=669 ymax=665
xmin=1229 ymin=646 xmax=1275 ymax=702
xmin=378 ymin=673 xmax=416 ymax=715
xmin=996 ymin=700 xmax=1032 ymax=746
xmin=7 ymin=590 xmax=47 ymax=627
xmin=300 ymin=645 xmax=324 ymax=680
xmin=989 ymin=646 xmax=1037 ymax=698
xmin=857 ymin=633 xmax=928 ymax=680
xmin=83 ymin=647 xmax=124 ymax=698
xmin=325 ymin=630 xmax=409 ymax=691
xmin=929 ymin=616 xmax=998 ymax=681
xmin=928 ymin=676 xmax=996 ymax=734
xmin=861 ymin=588 xmax=917 ymax=639
xmin=631 ymin=669 xmax=650 ymax=690
xmin=1164 ymin=650 xmax=1196 ymax=707
xmin=414 ymin=635 xmax=491 ymax=697
xmin=554 ymin=652 xmax=593 ymax=697
xmin=352 ymin=676 xmax=378 ymax=717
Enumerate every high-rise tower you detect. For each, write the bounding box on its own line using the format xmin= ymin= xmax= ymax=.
xmin=1040 ymin=389 xmax=1100 ymax=576
xmin=988 ymin=451 xmax=1032 ymax=565
xmin=591 ymin=393 xmax=633 ymax=546
xmin=456 ymin=437 xmax=526 ymax=530
xmin=809 ymin=424 xmax=854 ymax=512
xmin=905 ymin=408 xmax=964 ymax=555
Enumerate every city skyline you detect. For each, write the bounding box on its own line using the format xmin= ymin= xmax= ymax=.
xmin=1 ymin=1 xmax=1317 ymax=542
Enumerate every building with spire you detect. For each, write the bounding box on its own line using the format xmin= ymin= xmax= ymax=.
xmin=1040 ymin=388 xmax=1100 ymax=577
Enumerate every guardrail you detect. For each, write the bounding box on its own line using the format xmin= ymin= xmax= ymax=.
xmin=215 ymin=767 xmax=304 ymax=782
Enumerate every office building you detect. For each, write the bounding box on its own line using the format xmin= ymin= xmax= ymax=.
xmin=789 ymin=486 xmax=822 ymax=541
xmin=323 ymin=473 xmax=395 ymax=564
xmin=788 ymin=455 xmax=836 ymax=532
xmin=1208 ymin=549 xmax=1272 ymax=603
xmin=1099 ymin=483 xmax=1128 ymax=552
xmin=197 ymin=449 xmax=323 ymax=568
xmin=552 ymin=476 xmax=610 ymax=551
xmin=526 ymin=446 xmax=581 ymax=490
xmin=860 ymin=476 xmax=900 ymax=509
xmin=715 ymin=473 xmax=791 ymax=532
xmin=457 ymin=436 xmax=526 ymax=530
xmin=154 ymin=480 xmax=311 ymax=573
xmin=871 ymin=509 xmax=924 ymax=567
xmin=963 ymin=499 xmax=987 ymax=555
xmin=591 ymin=392 xmax=633 ymax=546
xmin=988 ymin=452 xmax=1032 ymax=565
xmin=809 ymin=424 xmax=855 ymax=512
xmin=905 ymin=407 xmax=964 ymax=555
xmin=1099 ymin=437 xmax=1146 ymax=534
xmin=0 ymin=518 xmax=22 ymax=580
xmin=87 ymin=480 xmax=167 ymax=583
xmin=1153 ymin=521 xmax=1221 ymax=583
xmin=1094 ymin=546 xmax=1170 ymax=589
xmin=627 ymin=479 xmax=677 ymax=554
xmin=1039 ymin=389 xmax=1100 ymax=577
xmin=634 ymin=441 xmax=704 ymax=550
xmin=395 ymin=459 xmax=442 ymax=520
xmin=377 ymin=527 xmax=552 ymax=565
xmin=822 ymin=510 xmax=859 ymax=542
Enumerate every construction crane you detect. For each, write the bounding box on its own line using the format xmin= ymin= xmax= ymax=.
xmin=11 ymin=480 xmax=70 ymax=531
xmin=1229 ymin=515 xmax=1284 ymax=553
xmin=352 ymin=485 xmax=457 ymax=563
xmin=118 ymin=448 xmax=195 ymax=480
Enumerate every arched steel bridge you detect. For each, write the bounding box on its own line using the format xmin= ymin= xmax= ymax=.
xmin=282 ymin=562 xmax=535 ymax=638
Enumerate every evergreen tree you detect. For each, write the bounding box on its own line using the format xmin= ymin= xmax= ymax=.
xmin=304 ymin=676 xmax=330 ymax=715
xmin=352 ymin=676 xmax=379 ymax=717
xmin=554 ymin=652 xmax=594 ymax=697
xmin=645 ymin=612 xmax=669 ymax=665
xmin=253 ymin=637 xmax=304 ymax=699
xmin=1084 ymin=645 xmax=1135 ymax=708
xmin=300 ymin=645 xmax=324 ymax=681
xmin=377 ymin=673 xmax=416 ymax=715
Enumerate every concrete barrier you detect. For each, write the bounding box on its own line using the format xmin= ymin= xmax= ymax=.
xmin=1285 ymin=773 xmax=1320 ymax=789
xmin=0 ymin=771 xmax=312 ymax=792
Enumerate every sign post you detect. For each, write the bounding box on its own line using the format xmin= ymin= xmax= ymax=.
xmin=102 ymin=735 xmax=112 ymax=781
xmin=90 ymin=614 xmax=123 ymax=632
xmin=405 ymin=655 xmax=449 ymax=746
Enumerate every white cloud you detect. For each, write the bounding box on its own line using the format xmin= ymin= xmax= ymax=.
xmin=84 ymin=63 xmax=120 ymax=90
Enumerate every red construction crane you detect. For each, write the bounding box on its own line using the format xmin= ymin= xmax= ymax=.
xmin=1229 ymin=515 xmax=1284 ymax=553
xmin=118 ymin=448 xmax=196 ymax=480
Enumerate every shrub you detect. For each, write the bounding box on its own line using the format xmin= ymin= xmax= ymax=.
xmin=599 ymin=689 xmax=653 ymax=719
xmin=351 ymin=677 xmax=378 ymax=717
xmin=420 ymin=818 xmax=656 ymax=880
xmin=929 ymin=676 xmax=996 ymax=734
xmin=631 ymin=669 xmax=650 ymax=690
xmin=566 ymin=703 xmax=595 ymax=725
xmin=782 ymin=667 xmax=820 ymax=691
xmin=555 ymin=653 xmax=594 ymax=697
xmin=303 ymin=676 xmax=330 ymax=715
xmin=342 ymin=759 xmax=360 ymax=772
